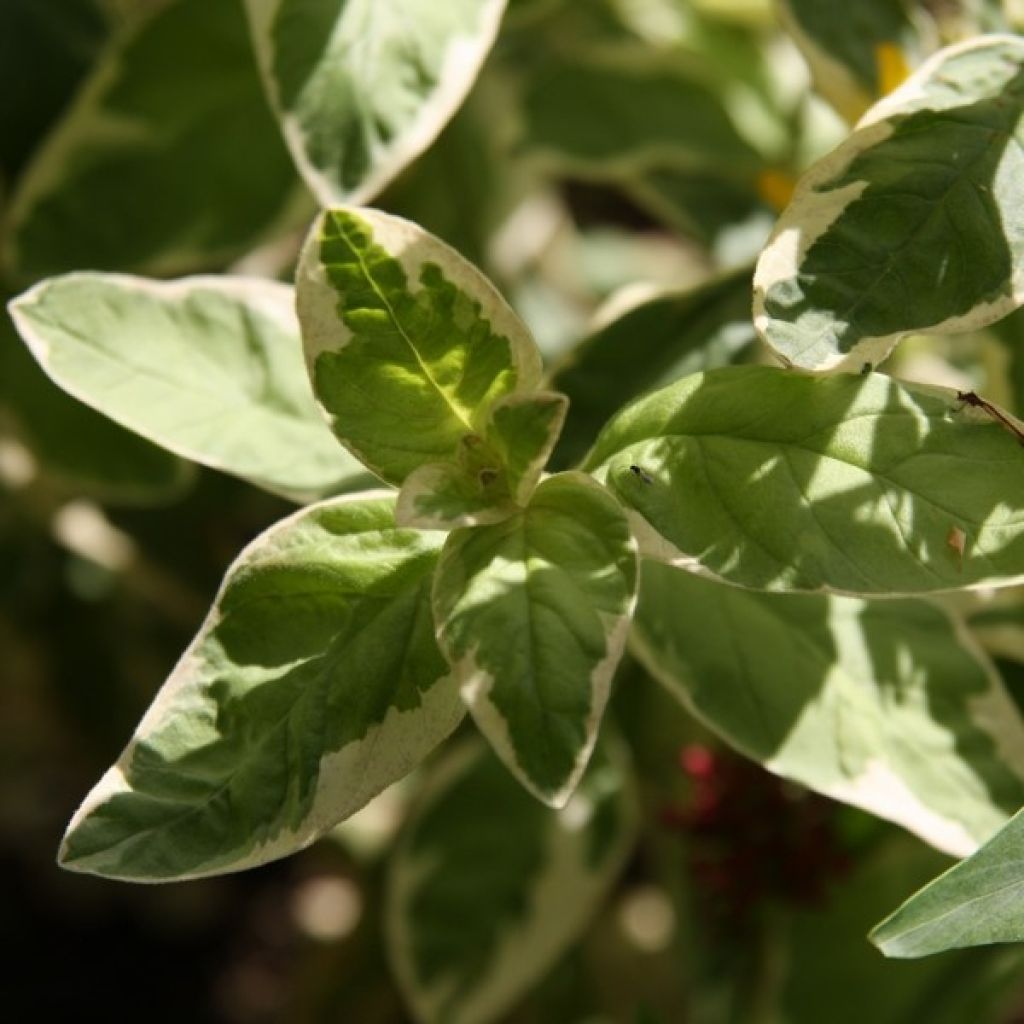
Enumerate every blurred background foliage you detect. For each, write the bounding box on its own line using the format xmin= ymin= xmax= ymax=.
xmin=5 ymin=0 xmax=1024 ymax=1020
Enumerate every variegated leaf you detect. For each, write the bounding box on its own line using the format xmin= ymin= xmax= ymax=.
xmin=59 ymin=493 xmax=463 ymax=882
xmin=754 ymin=35 xmax=1024 ymax=372
xmin=632 ymin=562 xmax=1024 ymax=856
xmin=296 ymin=206 xmax=543 ymax=486
xmin=243 ymin=0 xmax=507 ymax=204
xmin=432 ymin=473 xmax=638 ymax=806
xmin=8 ymin=274 xmax=368 ymax=502
xmin=584 ymin=365 xmax=1024 ymax=595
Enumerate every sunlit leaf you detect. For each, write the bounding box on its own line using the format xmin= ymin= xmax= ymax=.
xmin=60 ymin=493 xmax=463 ymax=881
xmin=632 ymin=563 xmax=1024 ymax=855
xmin=433 ymin=473 xmax=637 ymax=805
xmin=754 ymin=35 xmax=1024 ymax=372
xmin=585 ymin=365 xmax=1024 ymax=594
xmin=9 ymin=274 xmax=369 ymax=501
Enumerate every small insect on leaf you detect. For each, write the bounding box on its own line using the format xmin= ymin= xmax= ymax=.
xmin=630 ymin=465 xmax=654 ymax=485
xmin=956 ymin=391 xmax=1024 ymax=446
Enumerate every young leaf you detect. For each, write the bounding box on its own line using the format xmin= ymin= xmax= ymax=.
xmin=754 ymin=35 xmax=1024 ymax=372
xmin=778 ymin=0 xmax=921 ymax=121
xmin=550 ymin=266 xmax=757 ymax=470
xmin=5 ymin=0 xmax=302 ymax=279
xmin=0 ymin=311 xmax=190 ymax=504
xmin=432 ymin=473 xmax=638 ymax=806
xmin=296 ymin=206 xmax=543 ymax=485
xmin=585 ymin=365 xmax=1024 ymax=595
xmin=632 ymin=562 xmax=1024 ymax=856
xmin=243 ymin=0 xmax=507 ymax=205
xmin=396 ymin=391 xmax=568 ymax=530
xmin=386 ymin=735 xmax=637 ymax=1024
xmin=871 ymin=802 xmax=1024 ymax=957
xmin=9 ymin=274 xmax=369 ymax=502
xmin=59 ymin=493 xmax=463 ymax=882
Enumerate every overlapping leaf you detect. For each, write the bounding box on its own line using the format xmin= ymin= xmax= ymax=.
xmin=632 ymin=563 xmax=1024 ymax=855
xmin=59 ymin=494 xmax=463 ymax=881
xmin=433 ymin=473 xmax=638 ymax=805
xmin=755 ymin=35 xmax=1024 ymax=372
xmin=243 ymin=0 xmax=507 ymax=204
xmin=9 ymin=274 xmax=368 ymax=501
xmin=5 ymin=0 xmax=302 ymax=279
xmin=387 ymin=736 xmax=637 ymax=1024
xmin=585 ymin=365 xmax=1024 ymax=595
xmin=296 ymin=206 xmax=543 ymax=491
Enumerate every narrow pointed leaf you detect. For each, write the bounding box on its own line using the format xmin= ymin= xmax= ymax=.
xmin=754 ymin=35 xmax=1024 ymax=372
xmin=585 ymin=365 xmax=1024 ymax=595
xmin=386 ymin=736 xmax=637 ymax=1024
xmin=550 ymin=266 xmax=757 ymax=469
xmin=243 ymin=0 xmax=507 ymax=205
xmin=871 ymin=803 xmax=1024 ymax=957
xmin=5 ymin=0 xmax=302 ymax=279
xmin=9 ymin=274 xmax=369 ymax=502
xmin=396 ymin=391 xmax=567 ymax=530
xmin=59 ymin=494 xmax=463 ymax=882
xmin=296 ymin=206 xmax=542 ymax=485
xmin=432 ymin=473 xmax=638 ymax=806
xmin=632 ymin=563 xmax=1024 ymax=856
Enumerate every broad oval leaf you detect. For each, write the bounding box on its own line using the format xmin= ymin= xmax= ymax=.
xmin=585 ymin=365 xmax=1024 ymax=595
xmin=433 ymin=473 xmax=638 ymax=806
xmin=754 ymin=35 xmax=1024 ymax=372
xmin=8 ymin=274 xmax=369 ymax=502
xmin=243 ymin=0 xmax=507 ymax=204
xmin=632 ymin=562 xmax=1024 ymax=856
xmin=386 ymin=735 xmax=637 ymax=1024
xmin=59 ymin=493 xmax=464 ymax=882
xmin=296 ymin=206 xmax=543 ymax=486
xmin=549 ymin=266 xmax=757 ymax=470
xmin=871 ymin=803 xmax=1024 ymax=957
xmin=0 ymin=310 xmax=190 ymax=505
xmin=5 ymin=0 xmax=303 ymax=279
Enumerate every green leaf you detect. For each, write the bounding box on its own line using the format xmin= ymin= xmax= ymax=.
xmin=550 ymin=266 xmax=757 ymax=470
xmin=432 ymin=473 xmax=638 ymax=805
xmin=59 ymin=493 xmax=463 ymax=882
xmin=521 ymin=50 xmax=760 ymax=176
xmin=585 ymin=365 xmax=1024 ymax=595
xmin=968 ymin=589 xmax=1024 ymax=662
xmin=632 ymin=562 xmax=1024 ymax=855
xmin=871 ymin=801 xmax=1024 ymax=957
xmin=396 ymin=391 xmax=568 ymax=530
xmin=8 ymin=274 xmax=369 ymax=502
xmin=5 ymin=0 xmax=302 ymax=279
xmin=778 ymin=0 xmax=921 ymax=121
xmin=386 ymin=735 xmax=637 ymax=1024
xmin=296 ymin=206 xmax=543 ymax=486
xmin=243 ymin=0 xmax=507 ymax=204
xmin=0 ymin=310 xmax=189 ymax=504
xmin=754 ymin=35 xmax=1024 ymax=372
